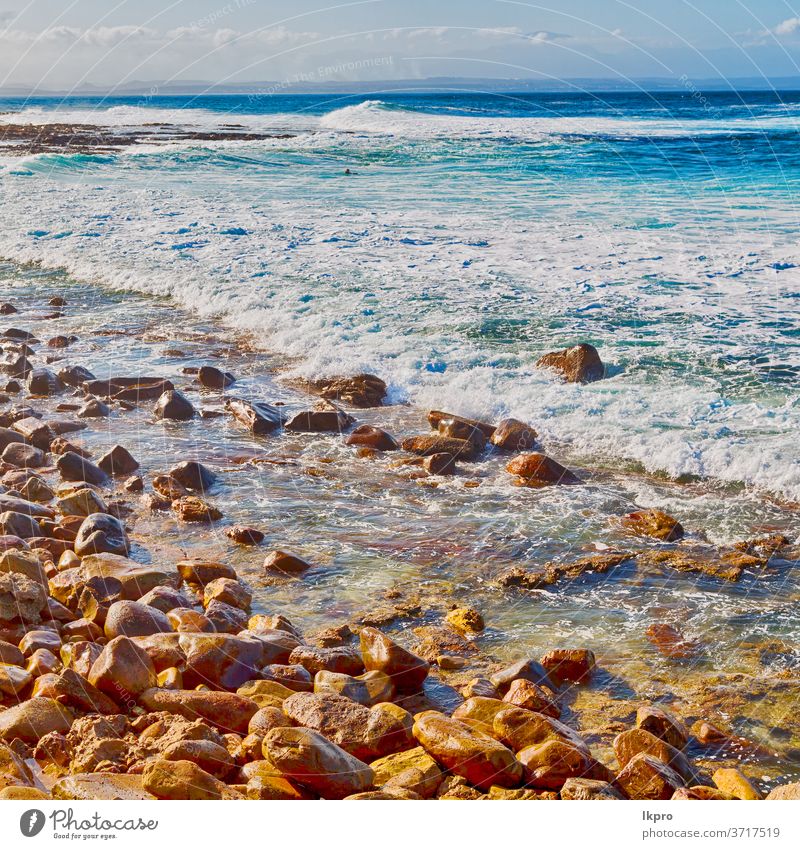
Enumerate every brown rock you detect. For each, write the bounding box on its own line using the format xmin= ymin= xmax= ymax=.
xmin=615 ymin=752 xmax=686 ymax=800
xmin=97 ymin=445 xmax=139 ymax=477
xmin=172 ymin=496 xmax=221 ymax=523
xmin=313 ymin=669 xmax=394 ymax=706
xmin=646 ymin=623 xmax=700 ymax=659
xmin=413 ymin=711 xmax=522 ymax=791
xmin=518 ymin=739 xmax=594 ymax=789
xmin=142 ymin=758 xmax=237 ymax=800
xmin=502 ymin=679 xmax=560 ymax=718
xmin=360 ymin=626 xmax=429 ymax=691
xmin=561 ymin=777 xmax=625 ymax=800
xmin=401 ymin=434 xmax=480 ymax=461
xmin=104 ymin=600 xmax=173 ymax=639
xmin=0 ymin=697 xmax=73 ymax=744
xmin=540 ymin=648 xmax=595 ymax=684
xmin=224 ymin=525 xmax=264 ymax=546
xmin=493 ymin=707 xmax=589 ymax=754
xmin=52 ymin=773 xmax=155 ymax=801
xmin=0 ymin=571 xmax=47 ymax=622
xmin=536 ymin=343 xmax=605 ymax=383
xmin=636 ymin=705 xmax=689 ymax=750
xmin=179 ymin=633 xmax=263 ymax=689
xmin=161 ymin=739 xmax=234 ymax=779
xmin=285 ymin=401 xmax=355 ymax=433
xmin=307 ymin=374 xmax=387 ymax=408
xmin=370 ymin=746 xmax=444 ymax=798
xmin=225 ymin=398 xmax=284 ymax=435
xmin=345 ymin=425 xmax=398 ymax=451
xmin=621 ymin=508 xmax=684 ymax=542
xmin=263 ymin=550 xmax=312 ymax=574
xmin=74 ymin=513 xmax=129 ymax=557
xmin=445 ymin=606 xmax=484 ymax=633
xmin=490 ymin=658 xmax=556 ymax=694
xmin=506 ymin=452 xmax=580 ymax=486
xmin=712 ymin=767 xmax=762 ymax=800
xmin=198 ymin=366 xmax=235 ymax=389
xmin=138 ymin=688 xmax=258 ymax=734
xmin=613 ymin=729 xmax=696 ymax=783
xmin=452 ymin=698 xmax=510 ymax=735
xmin=154 ymin=390 xmax=194 ymax=421
xmin=263 ymin=726 xmax=374 ymax=799
xmin=89 ymin=635 xmax=157 ymax=700
xmin=490 ymin=418 xmax=538 ymax=452
xmin=177 ymin=559 xmax=235 ymax=585
xmin=766 ymin=782 xmax=800 ymax=800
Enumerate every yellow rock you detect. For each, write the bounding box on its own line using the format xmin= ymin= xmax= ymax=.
xmin=713 ymin=767 xmax=762 ymax=800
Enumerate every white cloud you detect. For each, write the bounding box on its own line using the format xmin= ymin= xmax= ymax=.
xmin=774 ymin=17 xmax=800 ymax=36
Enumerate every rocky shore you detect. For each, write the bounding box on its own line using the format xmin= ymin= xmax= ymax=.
xmin=1 ymin=287 xmax=799 ymax=801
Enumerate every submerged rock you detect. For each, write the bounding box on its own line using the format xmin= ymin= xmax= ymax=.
xmin=620 ymin=508 xmax=684 ymax=542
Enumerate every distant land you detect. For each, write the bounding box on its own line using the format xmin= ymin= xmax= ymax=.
xmin=3 ymin=75 xmax=800 ymax=97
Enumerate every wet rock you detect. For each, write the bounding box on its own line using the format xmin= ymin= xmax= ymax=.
xmin=27 ymin=368 xmax=65 ymax=396
xmin=123 ymin=475 xmax=143 ymax=492
xmin=77 ymin=398 xmax=110 ymax=418
xmin=172 ymin=496 xmax=222 ymax=523
xmin=0 ymin=572 xmax=47 ymax=622
xmin=307 ymin=373 xmax=387 ymax=408
xmin=506 ymin=452 xmax=580 ymax=486
xmin=1 ymin=443 xmax=46 ymax=468
xmin=74 ymin=513 xmax=128 ymax=556
xmin=360 ymin=626 xmax=429 ymax=691
xmin=314 ymin=669 xmax=394 ymax=706
xmin=370 ymin=746 xmax=444 ymax=798
xmin=198 ymin=365 xmax=235 ymax=389
xmin=0 ymin=510 xmax=41 ymax=538
xmin=177 ymin=559 xmax=236 ymax=585
xmin=104 ymin=600 xmax=173 ymax=638
xmin=445 ymin=606 xmax=484 ymax=633
xmin=712 ymin=767 xmax=762 ymax=800
xmin=285 ymin=400 xmax=355 ymax=433
xmin=169 ymin=460 xmax=216 ymax=492
xmin=0 ymin=427 xmax=27 ymax=453
xmin=614 ymin=729 xmax=696 ymax=783
xmin=154 ymin=390 xmax=195 ymax=421
xmin=461 ymin=677 xmax=499 ymax=700
xmin=263 ymin=726 xmax=374 ymax=799
xmin=203 ymin=577 xmax=251 ymax=611
xmin=261 ymin=663 xmax=312 ymax=692
xmin=153 ymin=475 xmax=188 ymax=500
xmin=646 ymin=623 xmax=700 ymax=659
xmin=179 ymin=633 xmax=263 ymax=689
xmin=88 ymin=635 xmax=157 ymax=700
xmin=139 ymin=688 xmax=258 ymax=733
xmin=402 ymin=434 xmax=480 ymax=461
xmin=13 ymin=417 xmax=55 ymax=450
xmin=0 ymin=697 xmax=72 ymax=744
xmin=452 ymin=697 xmax=510 ymax=735
xmin=413 ymin=710 xmax=522 ymax=791
xmin=58 ymin=365 xmax=96 ymax=387
xmin=97 ymin=445 xmax=139 ymax=477
xmin=490 ymin=659 xmax=555 ymax=694
xmin=289 ymin=645 xmax=364 ymax=677
xmin=766 ymin=782 xmax=800 ymax=800
xmin=263 ymin=550 xmax=312 ymax=574
xmin=0 ymin=304 xmax=17 ymax=315
xmin=639 ymin=549 xmax=744 ymax=582
xmin=492 ymin=707 xmax=589 ymax=754
xmin=422 ymin=453 xmax=456 ymax=475
xmin=490 ymin=418 xmax=538 ymax=452
xmin=536 ymin=343 xmax=605 ymax=383
xmin=56 ymin=451 xmax=107 ymax=486
xmin=283 ymin=692 xmax=414 ymax=760
xmin=561 ymin=777 xmax=626 ymax=800
xmin=82 ymin=553 xmax=178 ymax=601
xmin=225 ymin=525 xmax=264 ymax=545
xmin=225 ymin=398 xmax=284 ymax=435
xmin=143 ymin=758 xmax=237 ymax=800
xmin=161 ymin=739 xmax=234 ymax=779
xmin=56 ymin=488 xmax=107 ymax=518
xmin=540 ymin=648 xmax=595 ymax=684
xmin=204 ymin=599 xmax=247 ymax=633
xmin=85 ymin=377 xmax=174 ymax=403
xmin=345 ymin=424 xmax=399 ymax=451
xmin=615 ymin=753 xmax=686 ymax=799
xmin=518 ymin=739 xmax=594 ymax=789
xmin=427 ymin=410 xmax=495 ymax=438
xmin=52 ymin=773 xmax=155 ymax=801
xmin=636 ymin=705 xmax=689 ymax=750
xmin=621 ymin=508 xmax=684 ymax=542
xmin=502 ymin=679 xmax=561 ymax=718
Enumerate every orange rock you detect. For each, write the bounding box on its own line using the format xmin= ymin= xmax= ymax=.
xmin=506 ymin=452 xmax=580 ymax=487
xmin=536 ymin=343 xmax=604 ymax=383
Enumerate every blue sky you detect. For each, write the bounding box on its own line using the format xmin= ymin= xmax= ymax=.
xmin=3 ymin=1 xmax=800 ymax=89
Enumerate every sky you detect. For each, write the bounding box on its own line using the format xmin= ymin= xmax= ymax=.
xmin=3 ymin=0 xmax=800 ymax=90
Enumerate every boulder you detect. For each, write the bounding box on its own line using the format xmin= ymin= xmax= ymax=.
xmin=139 ymin=688 xmax=258 ymax=733
xmin=142 ymin=758 xmax=235 ymax=800
xmin=0 ymin=510 xmax=41 ymax=539
xmin=613 ymin=729 xmax=696 ymax=783
xmin=506 ymin=452 xmax=580 ymax=487
xmin=56 ymin=451 xmax=107 ymax=486
xmin=161 ymin=739 xmax=234 ymax=779
xmin=89 ymin=635 xmax=157 ymax=700
xmin=621 ymin=508 xmax=684 ymax=542
xmin=502 ymin=679 xmax=560 ymax=718
xmin=198 ymin=366 xmax=235 ymax=389
xmin=540 ymin=648 xmax=596 ymax=684
xmin=401 ymin=434 xmax=480 ymax=461
xmin=56 ymin=488 xmax=107 ymax=518
xmin=169 ymin=461 xmax=216 ymax=492
xmin=0 ymin=698 xmax=72 ymax=744
xmin=370 ymin=746 xmax=444 ymax=798
xmin=263 ymin=726 xmax=374 ymax=799
xmin=345 ymin=425 xmax=399 ymax=451
xmin=0 ymin=571 xmax=47 ymax=622
xmin=490 ymin=658 xmax=556 ymax=694
xmin=712 ymin=767 xmax=762 ymax=800
xmin=492 ymin=707 xmax=589 ymax=754
xmin=536 ymin=343 xmax=605 ymax=383
xmin=766 ymin=782 xmax=800 ymax=800
xmin=561 ymin=777 xmax=625 ymax=800
xmin=452 ymin=698 xmax=510 ymax=735
xmin=518 ymin=739 xmax=594 ymax=789
xmin=635 ymin=705 xmax=688 ymax=750
xmin=74 ymin=513 xmax=129 ymax=556
xmin=445 ymin=606 xmax=484 ymax=633
xmin=1 ymin=443 xmax=46 ymax=468
xmin=58 ymin=365 xmax=96 ymax=387
xmin=104 ymin=600 xmax=173 ymax=639
xmin=179 ymin=633 xmax=263 ymax=689
xmin=285 ymin=401 xmax=355 ymax=433
xmin=261 ymin=663 xmax=312 ymax=692
xmin=52 ymin=774 xmax=155 ymax=801
xmin=82 ymin=553 xmax=179 ymax=600
xmin=97 ymin=445 xmax=139 ymax=477
xmin=77 ymin=399 xmax=110 ymax=418
xmin=360 ymin=626 xmax=429 ymax=691
xmin=615 ymin=752 xmax=686 ymax=800
xmin=0 ymin=664 xmax=32 ymax=697
xmin=225 ymin=525 xmax=264 ymax=545
xmin=172 ymin=496 xmax=221 ymax=523
xmin=307 ymin=374 xmax=387 ymax=408
xmin=427 ymin=410 xmax=495 ymax=438
xmin=203 ymin=577 xmax=251 ymax=611
xmin=154 ymin=390 xmax=195 ymax=421
xmin=225 ymin=398 xmax=284 ymax=435
xmin=490 ymin=418 xmax=538 ymax=452
xmin=314 ymin=669 xmax=394 ymax=706
xmin=27 ymin=368 xmax=65 ymax=396
xmin=263 ymin=550 xmax=312 ymax=574
xmin=289 ymin=645 xmax=363 ymax=677
xmin=413 ymin=711 xmax=522 ymax=791
xmin=177 ymin=559 xmax=236 ymax=585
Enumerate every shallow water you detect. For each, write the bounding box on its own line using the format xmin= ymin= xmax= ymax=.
xmin=2 ymin=265 xmax=799 ymax=784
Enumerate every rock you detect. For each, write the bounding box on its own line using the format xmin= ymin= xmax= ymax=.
xmin=766 ymin=782 xmax=800 ymax=800
xmin=0 ymin=698 xmax=72 ymax=743
xmin=263 ymin=726 xmax=374 ymax=799
xmin=461 ymin=677 xmax=500 ymax=700
xmin=639 ymin=549 xmax=744 ymax=582
xmin=58 ymin=365 xmax=96 ymax=387
xmin=262 ymin=663 xmax=312 ymax=691
xmin=452 ymin=698 xmax=511 ymax=734
xmin=502 ymin=679 xmax=560 ymax=718
xmin=672 ymin=786 xmax=735 ymax=800
xmin=52 ymin=773 xmax=155 ymax=801
xmin=104 ymin=600 xmax=173 ymax=638
xmin=89 ymin=636 xmax=157 ymax=700
xmin=314 ymin=669 xmax=394 ymax=706
xmin=154 ymin=390 xmax=195 ymax=421
xmin=413 ymin=711 xmax=522 ymax=791
xmin=445 ymin=606 xmax=484 ymax=633
xmin=21 ymin=630 xmax=61 ymax=656
xmin=427 ymin=410 xmax=495 ymax=438
xmin=289 ymin=645 xmax=364 ymax=677
xmin=0 ymin=571 xmax=47 ymax=622
xmin=401 ymin=434 xmax=480 ymax=461
xmin=646 ymin=623 xmax=700 ymax=659
xmin=74 ymin=513 xmax=128 ymax=556
xmin=27 ymin=368 xmax=65 ymax=396
xmin=506 ymin=452 xmax=580 ymax=486
xmin=518 ymin=739 xmax=594 ymax=789
xmin=536 ymin=343 xmax=605 ymax=383
xmin=490 ymin=659 xmax=556 ymax=694
xmin=0 ymin=510 xmax=41 ymax=538
xmin=204 ymin=577 xmax=251 ymax=611
xmin=283 ymin=692 xmax=414 ymax=760
xmin=198 ymin=365 xmax=235 ymax=389
xmin=139 ymin=688 xmax=258 ymax=734
xmin=490 ymin=418 xmax=538 ymax=452
xmin=77 ymin=399 xmax=110 ymax=418
xmin=0 ymin=742 xmax=35 ymax=791
xmin=161 ymin=739 xmax=234 ymax=779
xmin=56 ymin=488 xmax=107 ymax=518
xmin=307 ymin=374 xmax=387 ymax=408
xmin=540 ymin=648 xmax=595 ymax=684
xmin=169 ymin=460 xmax=216 ymax=492
xmin=56 ymin=451 xmax=107 ymax=485
xmin=225 ymin=525 xmax=264 ymax=545
xmin=285 ymin=400 xmax=356 ymax=434
xmin=636 ymin=705 xmax=689 ymax=750
xmin=204 ymin=599 xmax=247 ymax=633
xmin=167 ymin=608 xmax=213 ymax=633
xmin=712 ymin=767 xmax=762 ymax=800
xmin=613 ymin=729 xmax=696 ymax=783
xmin=142 ymin=759 xmax=235 ymax=800
xmin=263 ymin=550 xmax=312 ymax=574
xmin=249 ymin=706 xmax=293 ymax=736
xmin=0 ymin=640 xmax=24 ymax=666
xmin=246 ymin=769 xmax=315 ymax=800
xmin=0 ymin=427 xmax=27 ymax=453
xmin=345 ymin=424 xmax=399 ymax=451
xmin=436 ymin=418 xmax=486 ymax=451
xmin=225 ymin=398 xmax=284 ymax=435
xmin=615 ymin=752 xmax=686 ymax=800
xmin=360 ymin=626 xmax=429 ymax=691
xmin=81 ymin=553 xmax=178 ymax=601
xmin=85 ymin=377 xmax=173 ymax=403
xmin=1 ymin=443 xmax=45 ymax=468
xmin=422 ymin=453 xmax=456 ymax=475
xmin=97 ymin=445 xmax=139 ymax=477
xmin=561 ymin=777 xmax=625 ymax=800
xmin=0 ymin=304 xmax=17 ymax=315
xmin=370 ymin=746 xmax=444 ymax=798
xmin=180 ymin=633 xmax=264 ymax=689
xmin=621 ymin=508 xmax=684 ymax=542
xmin=177 ymin=559 xmax=236 ymax=585
xmin=40 ymin=668 xmax=119 ymax=715
xmin=492 ymin=707 xmax=589 ymax=754
xmin=172 ymin=496 xmax=222 ymax=523
xmin=0 ymin=664 xmax=31 ymax=697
